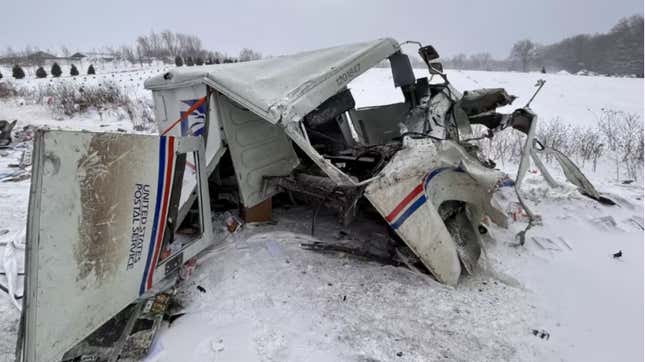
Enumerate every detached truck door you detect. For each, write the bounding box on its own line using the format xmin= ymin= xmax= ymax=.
xmin=17 ymin=129 xmax=212 ymax=362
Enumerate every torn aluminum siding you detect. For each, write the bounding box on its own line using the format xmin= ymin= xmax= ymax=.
xmin=365 ymin=139 xmax=508 ymax=285
xmin=18 ymin=130 xmax=213 ymax=362
xmin=144 ymin=38 xmax=400 ymax=125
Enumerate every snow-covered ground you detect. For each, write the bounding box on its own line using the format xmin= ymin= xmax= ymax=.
xmin=0 ymin=66 xmax=642 ymax=361
xmin=351 ymin=68 xmax=644 ymax=127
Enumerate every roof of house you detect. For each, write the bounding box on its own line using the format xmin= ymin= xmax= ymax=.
xmin=28 ymin=51 xmax=57 ymax=59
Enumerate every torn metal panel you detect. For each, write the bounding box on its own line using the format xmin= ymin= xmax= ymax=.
xmin=441 ymin=202 xmax=481 ymax=275
xmin=268 ymin=173 xmax=362 ymax=226
xmin=284 ymin=122 xmax=358 ymax=187
xmin=514 ymin=109 xmax=538 ymax=188
xmin=364 ymin=139 xmax=507 ymax=285
xmin=532 ymin=140 xmax=606 ymax=202
xmin=350 ymin=102 xmax=409 ymax=145
xmin=0 ymin=119 xmax=17 ymax=146
xmin=459 ymin=88 xmax=516 ymax=116
xmin=215 ymin=92 xmax=300 ymax=207
xmin=18 ymin=130 xmax=213 ymax=362
xmin=303 ymin=88 xmax=355 ymax=128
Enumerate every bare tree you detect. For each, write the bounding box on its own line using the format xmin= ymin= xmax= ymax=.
xmin=60 ymin=45 xmax=71 ymax=58
xmin=118 ymin=45 xmax=136 ymax=63
xmin=510 ymin=39 xmax=537 ymax=72
xmin=4 ymin=46 xmax=15 ymax=57
xmin=161 ymin=30 xmax=178 ymax=57
xmin=596 ymin=109 xmax=643 ymax=180
xmin=239 ymin=48 xmax=262 ymax=62
xmin=135 ymin=35 xmax=151 ymax=60
xmin=469 ymin=53 xmax=492 ymax=70
xmin=450 ymin=53 xmax=467 ymax=69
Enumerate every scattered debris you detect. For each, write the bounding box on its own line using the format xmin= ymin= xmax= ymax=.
xmin=591 ymin=216 xmax=621 ymax=232
xmin=212 ymin=339 xmax=225 ymax=353
xmin=612 ymin=250 xmax=623 ymax=258
xmin=197 ymin=285 xmax=206 ymax=293
xmin=532 ymin=329 xmax=551 ymax=340
xmin=13 ymin=124 xmax=36 ymax=143
xmin=0 ymin=169 xmax=31 ymax=182
xmin=0 ymin=281 xmax=23 ymax=300
xmin=0 ymin=120 xmax=17 ymax=147
xmin=558 ymin=237 xmax=573 ymax=251
xmin=531 ymin=237 xmax=572 ymax=252
xmin=300 ymin=241 xmax=402 ymax=267
xmin=62 ymin=291 xmax=173 ymax=362
xmin=18 ymin=148 xmax=32 ymax=168
xmin=626 ymin=216 xmax=644 ymax=230
xmin=119 ymin=292 xmax=173 ymax=361
xmin=224 ymin=211 xmax=243 ymax=234
xmin=178 ymin=258 xmax=198 ymax=281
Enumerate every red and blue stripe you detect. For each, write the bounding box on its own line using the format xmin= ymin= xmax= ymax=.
xmin=385 ymin=167 xmax=463 ymax=230
xmin=139 ymin=136 xmax=175 ymax=295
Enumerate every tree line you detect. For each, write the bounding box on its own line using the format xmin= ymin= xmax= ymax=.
xmin=443 ymin=15 xmax=643 ymax=76
xmin=111 ymin=30 xmax=261 ymax=65
xmin=3 ymin=63 xmax=95 ymax=80
xmin=1 ymin=30 xmax=263 ymax=78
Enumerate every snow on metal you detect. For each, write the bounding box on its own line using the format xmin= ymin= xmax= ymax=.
xmin=18 ymin=130 xmax=213 ymax=362
xmin=365 ymin=139 xmax=508 ymax=285
xmin=144 ymin=38 xmax=400 ymax=125
xmin=150 ymin=84 xmax=226 ymax=223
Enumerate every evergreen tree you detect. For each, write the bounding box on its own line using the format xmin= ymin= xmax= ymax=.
xmin=0 ymin=71 xmax=3 ymax=80
xmin=174 ymin=55 xmax=183 ymax=66
xmin=51 ymin=62 xmax=62 ymax=77
xmin=36 ymin=66 xmax=47 ymax=78
xmin=70 ymin=64 xmax=79 ymax=76
xmin=186 ymin=57 xmax=194 ymax=66
xmin=195 ymin=57 xmax=204 ymax=66
xmin=87 ymin=64 xmax=96 ymax=75
xmin=12 ymin=64 xmax=25 ymax=79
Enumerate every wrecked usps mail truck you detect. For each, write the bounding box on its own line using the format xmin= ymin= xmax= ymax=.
xmin=142 ymin=37 xmax=607 ymax=285
xmin=17 ymin=38 xmax=610 ymax=361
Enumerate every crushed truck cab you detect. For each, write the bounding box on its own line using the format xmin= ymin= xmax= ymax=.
xmin=143 ymin=37 xmax=605 ymax=285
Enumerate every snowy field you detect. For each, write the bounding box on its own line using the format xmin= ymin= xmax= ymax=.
xmin=0 ymin=66 xmax=643 ymax=361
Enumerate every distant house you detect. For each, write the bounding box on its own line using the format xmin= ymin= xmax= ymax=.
xmin=70 ymin=52 xmax=86 ymax=60
xmin=84 ymin=52 xmax=115 ymax=62
xmin=28 ymin=51 xmax=58 ymax=63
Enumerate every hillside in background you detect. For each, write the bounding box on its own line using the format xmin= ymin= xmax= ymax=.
xmin=537 ymin=15 xmax=643 ymax=76
xmin=443 ymin=15 xmax=644 ymax=76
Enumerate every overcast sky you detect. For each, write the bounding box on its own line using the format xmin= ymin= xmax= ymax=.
xmin=1 ymin=0 xmax=642 ymax=58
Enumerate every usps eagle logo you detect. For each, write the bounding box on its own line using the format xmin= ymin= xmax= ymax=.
xmin=179 ymin=99 xmax=206 ymax=136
